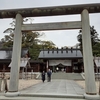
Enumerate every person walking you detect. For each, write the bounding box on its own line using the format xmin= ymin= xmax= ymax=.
xmin=41 ymin=71 xmax=45 ymax=83
xmin=47 ymin=69 xmax=52 ymax=82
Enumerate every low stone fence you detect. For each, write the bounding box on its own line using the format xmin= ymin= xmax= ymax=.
xmin=0 ymin=72 xmax=41 ymax=92
xmin=0 ymin=72 xmax=40 ymax=79
xmin=81 ymin=73 xmax=100 ymax=80
xmin=0 ymin=78 xmax=8 ymax=92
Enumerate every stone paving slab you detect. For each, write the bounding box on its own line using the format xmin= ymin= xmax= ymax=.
xmin=20 ymin=80 xmax=85 ymax=95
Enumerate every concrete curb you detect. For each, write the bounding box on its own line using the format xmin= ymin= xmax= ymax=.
xmin=19 ymin=93 xmax=84 ymax=99
xmin=5 ymin=92 xmax=20 ymax=97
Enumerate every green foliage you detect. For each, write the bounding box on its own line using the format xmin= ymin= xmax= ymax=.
xmin=77 ymin=26 xmax=100 ymax=56
xmin=1 ymin=31 xmax=56 ymax=59
xmin=21 ymin=31 xmax=43 ymax=48
xmin=92 ymin=42 xmax=100 ymax=56
xmin=1 ymin=18 xmax=56 ymax=59
xmin=1 ymin=33 xmax=14 ymax=48
xmin=40 ymin=40 xmax=56 ymax=49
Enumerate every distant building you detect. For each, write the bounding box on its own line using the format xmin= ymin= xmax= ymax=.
xmin=0 ymin=48 xmax=44 ymax=73
xmin=38 ymin=48 xmax=83 ymax=73
xmin=0 ymin=48 xmax=29 ymax=72
xmin=0 ymin=48 xmax=84 ymax=73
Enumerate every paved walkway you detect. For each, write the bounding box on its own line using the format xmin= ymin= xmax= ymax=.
xmin=20 ymin=79 xmax=85 ymax=97
xmin=0 ymin=72 xmax=85 ymax=99
xmin=0 ymin=79 xmax=86 ymax=99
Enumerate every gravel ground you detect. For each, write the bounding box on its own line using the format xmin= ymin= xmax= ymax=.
xmin=76 ymin=80 xmax=100 ymax=93
xmin=1 ymin=79 xmax=41 ymax=91
xmin=18 ymin=79 xmax=41 ymax=90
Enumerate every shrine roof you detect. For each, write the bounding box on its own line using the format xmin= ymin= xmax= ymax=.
xmin=0 ymin=48 xmax=28 ymax=59
xmin=38 ymin=48 xmax=82 ymax=59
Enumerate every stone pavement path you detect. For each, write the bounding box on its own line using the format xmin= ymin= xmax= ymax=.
xmin=0 ymin=79 xmax=85 ymax=100
xmin=20 ymin=79 xmax=85 ymax=95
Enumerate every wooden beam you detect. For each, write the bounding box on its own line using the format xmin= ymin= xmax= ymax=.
xmin=22 ymin=21 xmax=82 ymax=31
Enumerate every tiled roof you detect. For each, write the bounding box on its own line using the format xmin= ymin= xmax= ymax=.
xmin=0 ymin=48 xmax=28 ymax=59
xmin=38 ymin=49 xmax=82 ymax=59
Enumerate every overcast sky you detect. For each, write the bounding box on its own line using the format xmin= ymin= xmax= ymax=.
xmin=0 ymin=0 xmax=100 ymax=48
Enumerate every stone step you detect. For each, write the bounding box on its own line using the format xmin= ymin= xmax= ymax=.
xmin=51 ymin=72 xmax=84 ymax=80
xmin=39 ymin=72 xmax=84 ymax=80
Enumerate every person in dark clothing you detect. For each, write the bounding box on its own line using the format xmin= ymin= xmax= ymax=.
xmin=47 ymin=69 xmax=52 ymax=82
xmin=41 ymin=71 xmax=45 ymax=83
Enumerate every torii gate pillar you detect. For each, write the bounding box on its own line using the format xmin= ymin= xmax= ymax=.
xmin=81 ymin=9 xmax=99 ymax=99
xmin=5 ymin=14 xmax=23 ymax=96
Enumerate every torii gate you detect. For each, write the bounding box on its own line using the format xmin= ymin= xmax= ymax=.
xmin=0 ymin=3 xmax=100 ymax=99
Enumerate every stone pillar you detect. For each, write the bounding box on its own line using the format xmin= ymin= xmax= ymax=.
xmin=46 ymin=60 xmax=48 ymax=71
xmin=53 ymin=66 xmax=55 ymax=72
xmin=81 ymin=9 xmax=99 ymax=99
xmin=22 ymin=68 xmax=25 ymax=79
xmin=6 ymin=14 xmax=23 ymax=96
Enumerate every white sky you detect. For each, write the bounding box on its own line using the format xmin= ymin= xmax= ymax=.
xmin=0 ymin=0 xmax=100 ymax=48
